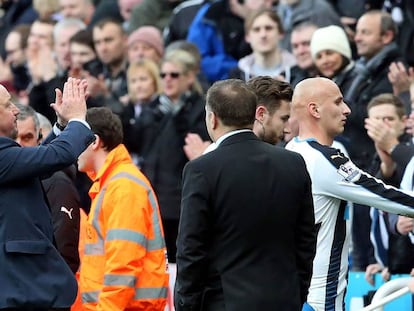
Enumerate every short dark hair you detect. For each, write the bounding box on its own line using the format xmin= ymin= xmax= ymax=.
xmin=86 ymin=107 xmax=123 ymax=151
xmin=247 ymin=76 xmax=293 ymax=114
xmin=70 ymin=29 xmax=95 ymax=52
xmin=367 ymin=93 xmax=406 ymax=118
xmin=93 ymin=17 xmax=124 ymax=34
xmin=206 ymin=79 xmax=256 ymax=128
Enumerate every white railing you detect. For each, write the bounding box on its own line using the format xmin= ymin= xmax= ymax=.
xmin=361 ymin=277 xmax=412 ymax=311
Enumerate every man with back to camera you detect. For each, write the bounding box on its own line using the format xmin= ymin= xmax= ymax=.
xmin=175 ymin=79 xmax=317 ymax=311
xmin=0 ymin=77 xmax=95 ymax=310
xmin=183 ymin=76 xmax=293 ymax=159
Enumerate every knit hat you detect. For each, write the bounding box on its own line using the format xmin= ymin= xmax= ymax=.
xmin=310 ymin=25 xmax=351 ymax=60
xmin=128 ymin=26 xmax=164 ymax=57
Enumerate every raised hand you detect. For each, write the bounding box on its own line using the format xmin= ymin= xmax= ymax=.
xmin=50 ymin=77 xmax=88 ymax=124
xmin=388 ymin=62 xmax=414 ymax=96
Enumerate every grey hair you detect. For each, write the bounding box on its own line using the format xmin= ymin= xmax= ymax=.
xmin=15 ymin=103 xmax=40 ymax=133
xmin=36 ymin=112 xmax=53 ymax=134
xmin=53 ymin=18 xmax=86 ymax=42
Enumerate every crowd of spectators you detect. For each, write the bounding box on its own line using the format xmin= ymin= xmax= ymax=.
xmin=2 ymin=0 xmax=414 ymax=309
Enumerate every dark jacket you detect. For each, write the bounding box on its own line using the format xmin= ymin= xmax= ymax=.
xmin=332 ymin=62 xmax=357 ymax=95
xmin=0 ymin=0 xmax=38 ymax=59
xmin=137 ymin=92 xmax=209 ymax=220
xmin=42 ymin=165 xmax=81 ymax=274
xmin=164 ymin=0 xmax=208 ymax=46
xmin=0 ymin=121 xmax=94 ymax=308
xmin=342 ymin=42 xmax=403 ymax=170
xmin=187 ymin=0 xmax=251 ymax=83
xmin=29 ymin=75 xmax=66 ymax=123
xmin=364 ymin=133 xmax=414 ymax=270
xmin=175 ymin=132 xmax=316 ymax=311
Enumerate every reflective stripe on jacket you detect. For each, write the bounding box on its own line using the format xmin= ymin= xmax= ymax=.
xmin=80 ymin=144 xmax=168 ymax=311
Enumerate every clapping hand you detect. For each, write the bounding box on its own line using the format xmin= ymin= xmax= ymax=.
xmin=51 ymin=77 xmax=88 ymax=125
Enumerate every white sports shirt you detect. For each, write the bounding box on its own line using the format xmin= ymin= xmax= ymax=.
xmin=286 ymin=137 xmax=414 ymax=311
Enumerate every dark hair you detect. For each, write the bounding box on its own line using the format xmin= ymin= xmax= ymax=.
xmin=10 ymin=24 xmax=31 ymax=49
xmin=93 ymin=17 xmax=125 ymax=34
xmin=206 ymin=79 xmax=256 ymax=128
xmin=367 ymin=93 xmax=406 ymax=118
xmin=247 ymin=76 xmax=293 ymax=114
xmin=245 ymin=8 xmax=284 ymax=34
xmin=86 ymin=107 xmax=123 ymax=151
xmin=70 ymin=29 xmax=95 ymax=52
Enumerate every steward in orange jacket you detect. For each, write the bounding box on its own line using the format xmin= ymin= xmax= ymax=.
xmin=78 ymin=107 xmax=168 ymax=311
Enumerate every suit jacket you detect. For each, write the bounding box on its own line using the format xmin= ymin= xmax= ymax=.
xmin=0 ymin=121 xmax=95 ymax=308
xmin=175 ymin=131 xmax=317 ymax=311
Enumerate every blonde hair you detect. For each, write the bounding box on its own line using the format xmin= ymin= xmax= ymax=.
xmin=162 ymin=49 xmax=203 ymax=95
xmin=33 ymin=0 xmax=60 ymax=19
xmin=127 ymin=59 xmax=162 ymax=102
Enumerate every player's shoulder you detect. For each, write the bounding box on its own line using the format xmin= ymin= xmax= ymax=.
xmin=306 ymin=140 xmax=350 ymax=169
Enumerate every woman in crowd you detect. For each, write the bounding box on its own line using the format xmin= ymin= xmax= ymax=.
xmin=310 ymin=25 xmax=356 ymax=93
xmin=133 ymin=49 xmax=209 ymax=263
xmin=122 ymin=58 xmax=162 ymax=159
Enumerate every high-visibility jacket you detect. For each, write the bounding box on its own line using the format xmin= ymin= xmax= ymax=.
xmin=79 ymin=144 xmax=169 ymax=311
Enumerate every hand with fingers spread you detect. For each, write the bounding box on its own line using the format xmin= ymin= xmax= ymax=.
xmin=388 ymin=62 xmax=414 ymax=96
xmin=50 ymin=77 xmax=88 ymax=125
xmin=365 ymin=117 xmax=399 ymax=177
xmin=365 ymin=117 xmax=399 ymax=154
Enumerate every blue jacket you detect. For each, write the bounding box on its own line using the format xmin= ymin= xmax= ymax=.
xmin=0 ymin=121 xmax=95 ymax=308
xmin=187 ymin=0 xmax=250 ymax=83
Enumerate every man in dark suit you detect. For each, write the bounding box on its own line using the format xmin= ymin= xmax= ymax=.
xmin=0 ymin=77 xmax=95 ymax=310
xmin=174 ymin=79 xmax=317 ymax=311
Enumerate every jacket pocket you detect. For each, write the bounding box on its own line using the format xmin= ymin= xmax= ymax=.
xmin=5 ymin=240 xmax=49 ymax=254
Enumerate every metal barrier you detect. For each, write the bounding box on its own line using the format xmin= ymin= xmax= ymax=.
xmin=361 ymin=277 xmax=412 ymax=311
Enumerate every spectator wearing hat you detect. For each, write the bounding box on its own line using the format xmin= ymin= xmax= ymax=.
xmin=310 ymin=25 xmax=356 ymax=94
xmin=128 ymin=26 xmax=164 ymax=64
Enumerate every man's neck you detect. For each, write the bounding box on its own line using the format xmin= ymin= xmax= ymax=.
xmin=298 ymin=128 xmax=334 ymax=146
xmin=254 ymin=48 xmax=281 ymax=68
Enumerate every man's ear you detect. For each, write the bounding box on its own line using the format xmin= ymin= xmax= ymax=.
xmin=91 ymin=134 xmax=101 ymax=150
xmin=309 ymin=102 xmax=320 ymax=118
xmin=255 ymin=105 xmax=266 ymax=121
xmin=382 ymin=30 xmax=394 ymax=45
xmin=209 ymin=111 xmax=219 ymax=130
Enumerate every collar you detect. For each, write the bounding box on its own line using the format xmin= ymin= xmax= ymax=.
xmin=215 ymin=129 xmax=253 ymax=147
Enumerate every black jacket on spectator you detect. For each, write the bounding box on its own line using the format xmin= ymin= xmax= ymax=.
xmin=342 ymin=42 xmax=404 ymax=170
xmin=134 ymin=92 xmax=209 ymax=220
xmin=42 ymin=165 xmax=81 ymax=274
xmin=164 ymin=0 xmax=208 ymax=46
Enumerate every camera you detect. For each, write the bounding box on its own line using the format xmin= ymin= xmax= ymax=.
xmin=82 ymin=59 xmax=104 ymax=77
